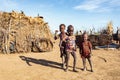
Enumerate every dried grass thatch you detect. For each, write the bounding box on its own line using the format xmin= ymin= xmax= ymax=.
xmin=0 ymin=11 xmax=53 ymax=53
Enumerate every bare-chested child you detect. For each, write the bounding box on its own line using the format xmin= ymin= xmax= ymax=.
xmin=79 ymin=33 xmax=93 ymax=72
xmin=54 ymin=24 xmax=68 ymax=69
xmin=65 ymin=25 xmax=77 ymax=72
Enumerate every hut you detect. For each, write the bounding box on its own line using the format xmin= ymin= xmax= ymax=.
xmin=0 ymin=11 xmax=53 ymax=53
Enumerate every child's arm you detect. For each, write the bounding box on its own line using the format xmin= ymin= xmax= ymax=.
xmin=54 ymin=30 xmax=59 ymax=40
xmin=77 ymin=39 xmax=82 ymax=54
xmin=74 ymin=38 xmax=77 ymax=51
xmin=89 ymin=41 xmax=93 ymax=55
xmin=79 ymin=45 xmax=82 ymax=54
xmin=74 ymin=44 xmax=77 ymax=51
xmin=73 ymin=36 xmax=77 ymax=51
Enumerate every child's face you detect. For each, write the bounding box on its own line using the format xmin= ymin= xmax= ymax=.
xmin=83 ymin=34 xmax=88 ymax=41
xmin=59 ymin=26 xmax=65 ymax=33
xmin=68 ymin=27 xmax=74 ymax=36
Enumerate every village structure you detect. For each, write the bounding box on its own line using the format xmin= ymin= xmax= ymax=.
xmin=0 ymin=11 xmax=53 ymax=54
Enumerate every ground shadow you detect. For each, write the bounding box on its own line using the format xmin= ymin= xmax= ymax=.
xmin=19 ymin=56 xmax=62 ymax=70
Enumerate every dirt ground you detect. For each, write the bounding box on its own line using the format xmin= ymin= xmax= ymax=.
xmin=0 ymin=42 xmax=120 ymax=80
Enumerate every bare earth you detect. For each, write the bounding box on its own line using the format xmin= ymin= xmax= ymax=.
xmin=0 ymin=42 xmax=120 ymax=80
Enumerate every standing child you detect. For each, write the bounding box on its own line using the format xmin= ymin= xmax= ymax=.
xmin=54 ymin=24 xmax=68 ymax=69
xmin=65 ymin=25 xmax=77 ymax=72
xmin=80 ymin=33 xmax=93 ymax=72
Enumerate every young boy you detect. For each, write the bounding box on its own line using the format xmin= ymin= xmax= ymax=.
xmin=79 ymin=33 xmax=93 ymax=72
xmin=65 ymin=25 xmax=77 ymax=72
xmin=54 ymin=24 xmax=68 ymax=69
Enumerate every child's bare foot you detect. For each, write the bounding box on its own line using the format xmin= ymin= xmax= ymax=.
xmin=64 ymin=68 xmax=68 ymax=72
xmin=62 ymin=63 xmax=65 ymax=69
xmin=82 ymin=68 xmax=86 ymax=71
xmin=73 ymin=69 xmax=78 ymax=72
xmin=91 ymin=69 xmax=93 ymax=72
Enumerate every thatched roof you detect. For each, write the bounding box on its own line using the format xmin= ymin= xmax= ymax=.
xmin=0 ymin=11 xmax=53 ymax=53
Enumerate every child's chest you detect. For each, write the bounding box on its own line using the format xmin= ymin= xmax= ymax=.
xmin=67 ymin=36 xmax=76 ymax=45
xmin=82 ymin=42 xmax=90 ymax=48
xmin=60 ymin=33 xmax=67 ymax=40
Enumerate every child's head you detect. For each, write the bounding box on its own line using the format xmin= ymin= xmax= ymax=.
xmin=67 ymin=25 xmax=74 ymax=36
xmin=83 ymin=33 xmax=88 ymax=41
xmin=59 ymin=24 xmax=66 ymax=33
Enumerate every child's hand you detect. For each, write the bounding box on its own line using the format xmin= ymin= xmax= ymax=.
xmin=59 ymin=46 xmax=64 ymax=49
xmin=55 ymin=30 xmax=58 ymax=34
xmin=74 ymin=48 xmax=77 ymax=51
xmin=73 ymin=48 xmax=76 ymax=51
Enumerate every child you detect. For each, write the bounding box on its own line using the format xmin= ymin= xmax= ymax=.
xmin=54 ymin=24 xmax=68 ymax=69
xmin=65 ymin=25 xmax=77 ymax=72
xmin=79 ymin=33 xmax=93 ymax=72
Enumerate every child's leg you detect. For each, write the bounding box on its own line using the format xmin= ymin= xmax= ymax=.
xmin=87 ymin=57 xmax=93 ymax=72
xmin=62 ymin=55 xmax=65 ymax=68
xmin=60 ymin=48 xmax=64 ymax=68
xmin=65 ymin=51 xmax=70 ymax=71
xmin=62 ymin=53 xmax=67 ymax=69
xmin=71 ymin=52 xmax=77 ymax=71
xmin=60 ymin=48 xmax=63 ymax=58
xmin=82 ymin=57 xmax=86 ymax=71
xmin=62 ymin=48 xmax=68 ymax=69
